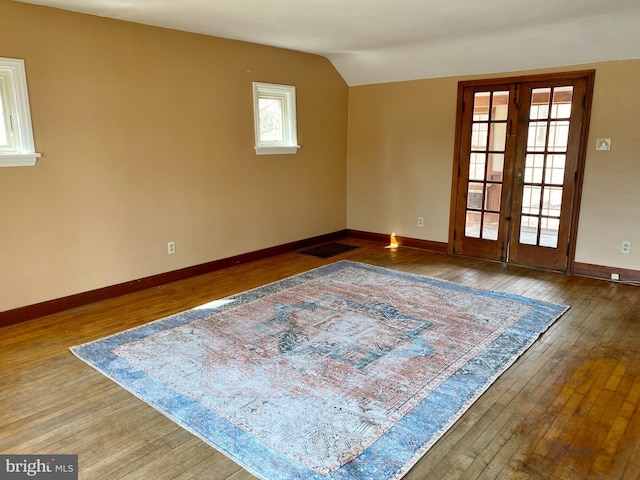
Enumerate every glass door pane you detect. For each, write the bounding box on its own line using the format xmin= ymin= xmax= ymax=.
xmin=464 ymin=91 xmax=509 ymax=242
xmin=518 ymin=86 xmax=573 ymax=249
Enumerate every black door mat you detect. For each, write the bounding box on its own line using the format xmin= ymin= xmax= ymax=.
xmin=300 ymin=242 xmax=359 ymax=258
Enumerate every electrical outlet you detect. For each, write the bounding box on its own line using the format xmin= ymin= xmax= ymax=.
xmin=621 ymin=241 xmax=631 ymax=254
xmin=167 ymin=241 xmax=176 ymax=255
xmin=596 ymin=138 xmax=612 ymax=151
xmin=611 ymin=273 xmax=620 ymax=281
xmin=418 ymin=217 xmax=424 ymax=227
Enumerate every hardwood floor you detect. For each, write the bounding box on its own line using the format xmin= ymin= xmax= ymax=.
xmin=1 ymin=238 xmax=639 ymax=479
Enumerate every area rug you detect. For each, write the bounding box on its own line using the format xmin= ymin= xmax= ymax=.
xmin=71 ymin=261 xmax=568 ymax=480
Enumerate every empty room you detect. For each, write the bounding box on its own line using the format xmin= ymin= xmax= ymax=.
xmin=1 ymin=0 xmax=639 ymax=478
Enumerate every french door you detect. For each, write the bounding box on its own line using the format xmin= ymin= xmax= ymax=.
xmin=451 ymin=71 xmax=594 ymax=271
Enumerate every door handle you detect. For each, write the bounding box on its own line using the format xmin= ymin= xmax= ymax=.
xmin=516 ymin=171 xmax=524 ymax=186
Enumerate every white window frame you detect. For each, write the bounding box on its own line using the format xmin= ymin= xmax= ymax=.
xmin=0 ymin=57 xmax=41 ymax=167
xmin=252 ymin=82 xmax=299 ymax=155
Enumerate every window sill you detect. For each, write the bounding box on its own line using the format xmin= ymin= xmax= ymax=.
xmin=254 ymin=145 xmax=300 ymax=156
xmin=0 ymin=153 xmax=41 ymax=167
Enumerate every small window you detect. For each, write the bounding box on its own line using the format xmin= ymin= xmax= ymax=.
xmin=253 ymin=82 xmax=299 ymax=155
xmin=0 ymin=57 xmax=40 ymax=167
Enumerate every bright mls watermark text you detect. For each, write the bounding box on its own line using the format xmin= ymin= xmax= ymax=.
xmin=1 ymin=455 xmax=77 ymax=479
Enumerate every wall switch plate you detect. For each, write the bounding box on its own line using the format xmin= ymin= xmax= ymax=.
xmin=596 ymin=138 xmax=612 ymax=151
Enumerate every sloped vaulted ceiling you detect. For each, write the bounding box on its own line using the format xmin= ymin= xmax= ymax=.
xmin=16 ymin=0 xmax=640 ymax=85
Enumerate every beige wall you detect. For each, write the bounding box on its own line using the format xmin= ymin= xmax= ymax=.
xmin=347 ymin=77 xmax=457 ymax=242
xmin=577 ymin=61 xmax=640 ymax=269
xmin=3 ymin=0 xmax=639 ymax=314
xmin=0 ymin=0 xmax=348 ymax=312
xmin=348 ymin=61 xmax=640 ymax=271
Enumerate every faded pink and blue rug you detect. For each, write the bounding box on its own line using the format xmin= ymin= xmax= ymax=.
xmin=71 ymin=261 xmax=568 ymax=479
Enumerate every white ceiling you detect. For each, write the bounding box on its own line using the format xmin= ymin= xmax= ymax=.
xmin=17 ymin=0 xmax=640 ymax=86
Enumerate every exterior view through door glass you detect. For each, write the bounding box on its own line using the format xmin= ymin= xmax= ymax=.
xmin=466 ymin=90 xmax=509 ymax=242
xmin=452 ymin=72 xmax=594 ymax=272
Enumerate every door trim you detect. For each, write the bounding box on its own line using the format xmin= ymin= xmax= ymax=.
xmin=448 ymin=70 xmax=595 ymax=273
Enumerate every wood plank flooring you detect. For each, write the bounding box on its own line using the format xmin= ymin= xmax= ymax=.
xmin=1 ymin=238 xmax=639 ymax=479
